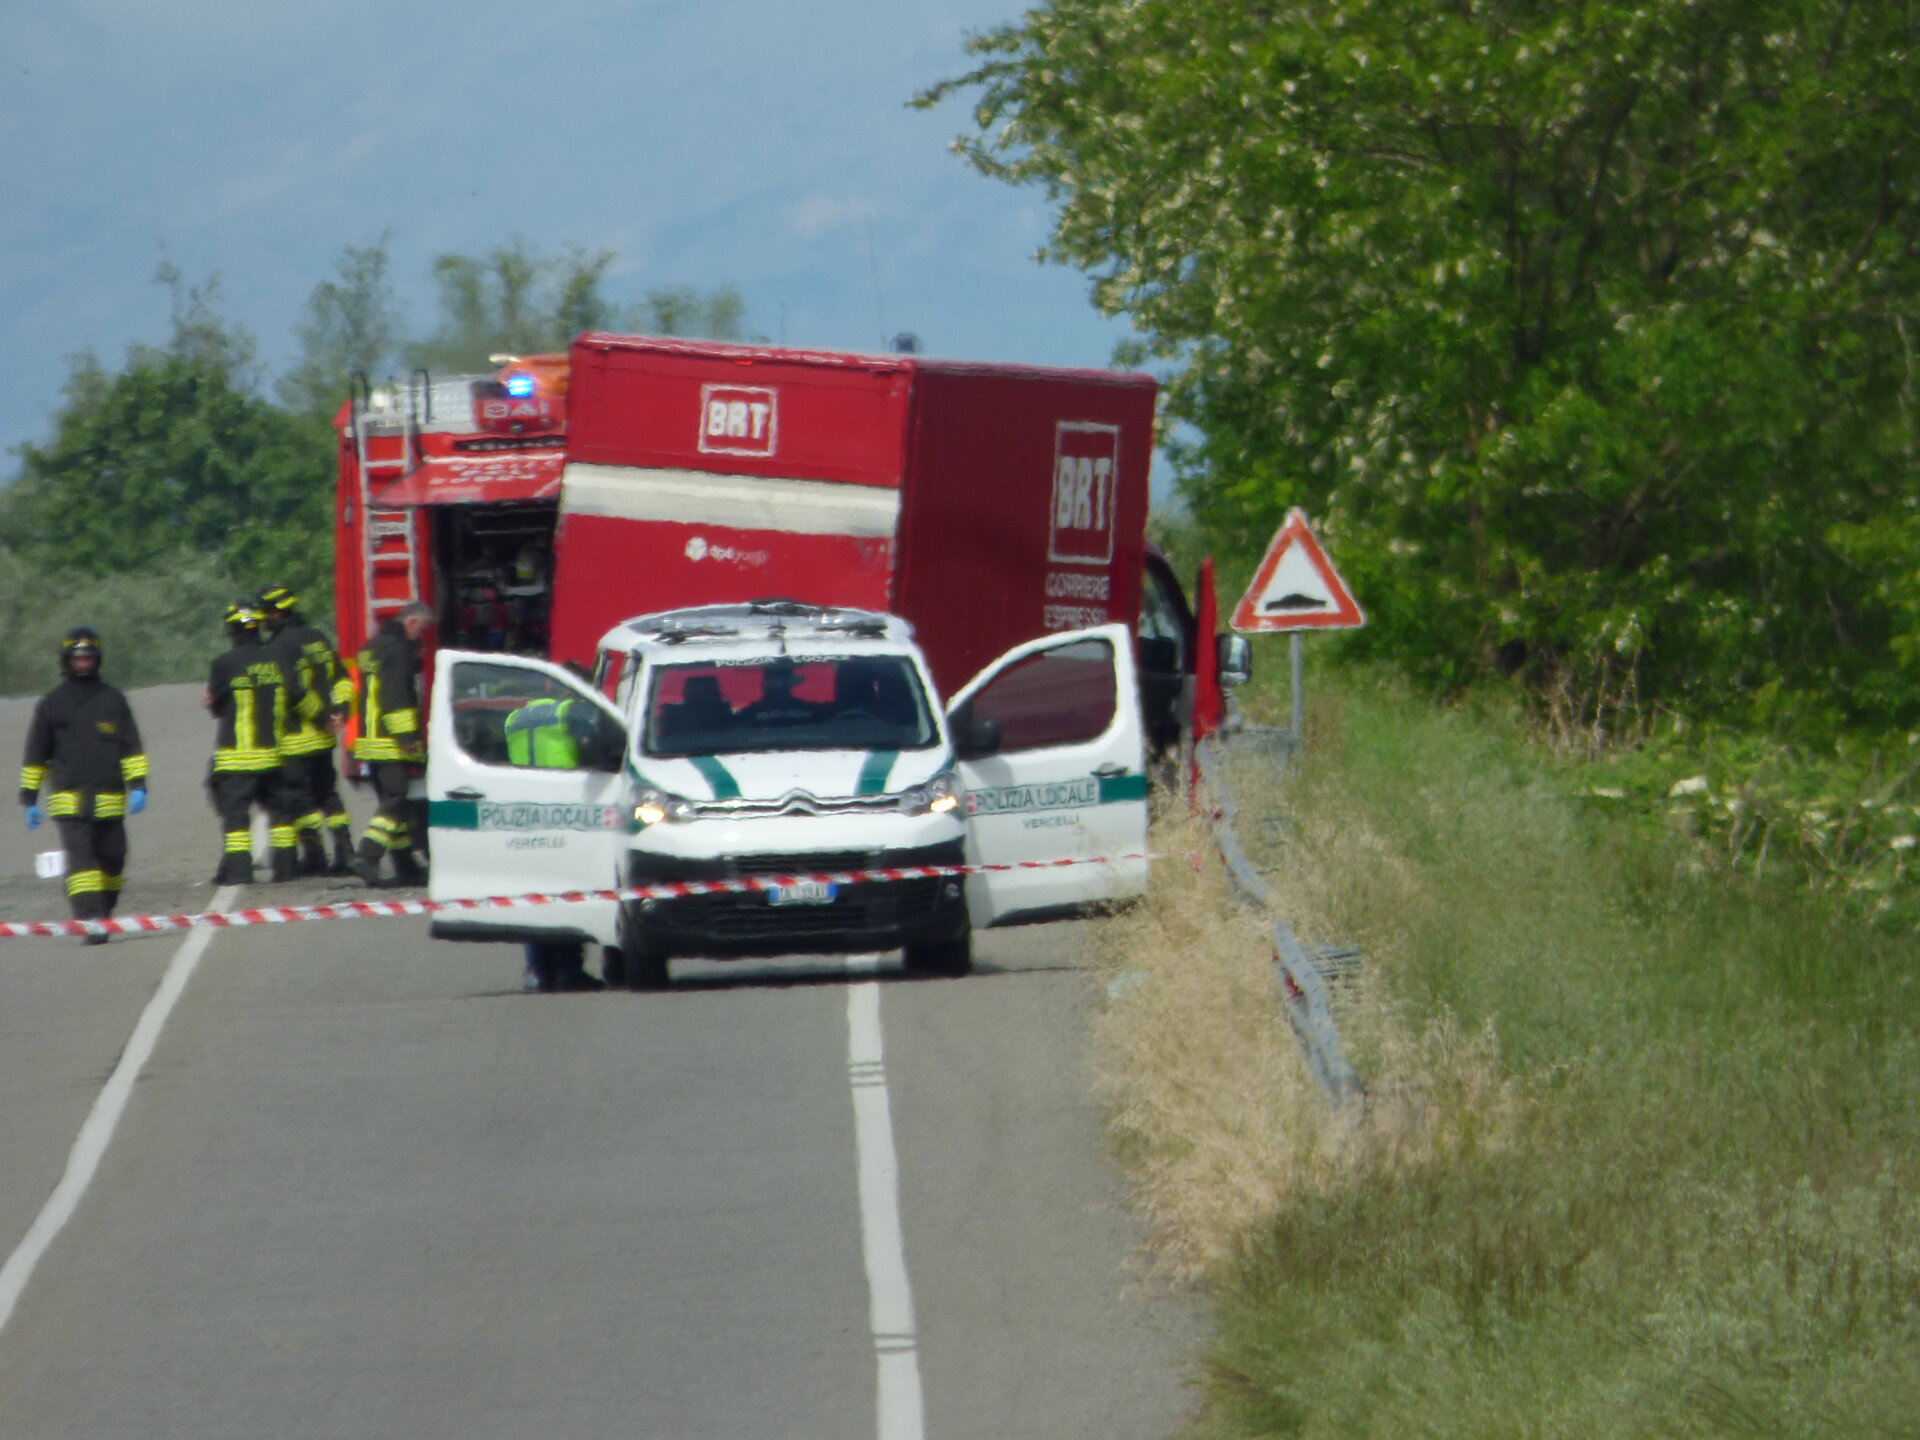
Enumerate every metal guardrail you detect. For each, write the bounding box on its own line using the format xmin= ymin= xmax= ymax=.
xmin=1195 ymin=730 xmax=1363 ymax=1108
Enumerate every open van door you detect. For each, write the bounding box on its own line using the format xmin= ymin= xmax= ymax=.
xmin=425 ymin=650 xmax=630 ymax=947
xmin=945 ymin=623 xmax=1150 ymax=928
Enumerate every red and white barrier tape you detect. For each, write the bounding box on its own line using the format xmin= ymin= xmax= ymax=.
xmin=1 ymin=852 xmax=1182 ymax=941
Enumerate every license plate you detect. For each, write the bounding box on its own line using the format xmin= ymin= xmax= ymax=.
xmin=767 ymin=880 xmax=838 ymax=906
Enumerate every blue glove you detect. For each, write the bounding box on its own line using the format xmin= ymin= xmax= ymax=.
xmin=25 ymin=805 xmax=43 ymax=830
xmin=127 ymin=789 xmax=148 ymax=815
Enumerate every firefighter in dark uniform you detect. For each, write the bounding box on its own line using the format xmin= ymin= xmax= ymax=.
xmin=350 ymin=601 xmax=432 ymax=887
xmin=257 ymin=584 xmax=357 ymax=875
xmin=19 ymin=628 xmax=150 ymax=943
xmin=205 ymin=600 xmax=310 ymax=885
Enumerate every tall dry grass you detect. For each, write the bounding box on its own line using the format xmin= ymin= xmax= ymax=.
xmin=1086 ymin=788 xmax=1521 ymax=1287
xmin=1084 ymin=806 xmax=1329 ymax=1280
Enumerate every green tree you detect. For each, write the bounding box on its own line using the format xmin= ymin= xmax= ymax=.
xmin=405 ymin=239 xmax=751 ymax=372
xmin=635 ymin=283 xmax=747 ymax=340
xmin=926 ymin=0 xmax=1920 ymax=736
xmin=3 ymin=267 xmax=333 ymax=589
xmin=403 ymin=240 xmax=620 ymax=371
xmin=279 ymin=236 xmax=401 ymax=419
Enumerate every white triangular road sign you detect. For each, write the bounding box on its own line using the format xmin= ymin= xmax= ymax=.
xmin=1231 ymin=509 xmax=1365 ymax=632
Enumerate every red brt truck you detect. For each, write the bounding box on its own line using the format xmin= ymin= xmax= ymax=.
xmin=332 ymin=333 xmax=1198 ymax=746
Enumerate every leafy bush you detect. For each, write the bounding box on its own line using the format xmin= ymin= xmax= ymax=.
xmin=0 ymin=549 xmax=334 ymax=696
xmin=1574 ymin=729 xmax=1920 ymax=931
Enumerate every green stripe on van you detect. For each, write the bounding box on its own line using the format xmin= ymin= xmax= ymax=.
xmin=688 ymin=754 xmax=741 ymax=800
xmin=856 ymin=750 xmax=899 ymax=795
xmin=1097 ymin=773 xmax=1149 ymax=804
xmin=428 ymin=799 xmax=480 ymax=831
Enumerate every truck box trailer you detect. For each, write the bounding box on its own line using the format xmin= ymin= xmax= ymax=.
xmin=334 ymin=334 xmax=1195 ymax=736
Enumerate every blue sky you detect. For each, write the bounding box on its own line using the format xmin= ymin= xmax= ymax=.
xmin=2 ymin=2 xmax=1160 ymax=486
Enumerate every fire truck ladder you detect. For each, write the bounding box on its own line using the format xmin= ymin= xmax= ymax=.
xmin=348 ymin=371 xmax=430 ymax=627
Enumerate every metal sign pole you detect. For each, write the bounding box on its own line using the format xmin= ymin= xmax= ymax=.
xmin=1290 ymin=631 xmax=1304 ymax=751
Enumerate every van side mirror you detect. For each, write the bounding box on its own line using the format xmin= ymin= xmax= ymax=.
xmin=1216 ymin=634 xmax=1253 ymax=688
xmin=953 ymin=709 xmax=1003 ymax=761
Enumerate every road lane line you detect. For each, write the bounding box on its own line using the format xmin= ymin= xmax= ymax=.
xmin=845 ymin=955 xmax=926 ymax=1440
xmin=0 ymin=886 xmax=240 ymax=1338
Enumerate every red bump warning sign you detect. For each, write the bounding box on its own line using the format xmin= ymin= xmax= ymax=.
xmin=1230 ymin=509 xmax=1365 ymax=633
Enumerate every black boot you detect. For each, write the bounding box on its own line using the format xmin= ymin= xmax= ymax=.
xmin=75 ymin=899 xmax=110 ymax=946
xmin=296 ymin=833 xmax=328 ymax=877
xmin=391 ymin=849 xmax=428 ymax=888
xmin=270 ymin=847 xmax=297 ymax=883
xmin=327 ymin=829 xmax=356 ymax=877
xmin=213 ymin=853 xmax=254 ymax=887
xmin=349 ymin=839 xmax=388 ymax=888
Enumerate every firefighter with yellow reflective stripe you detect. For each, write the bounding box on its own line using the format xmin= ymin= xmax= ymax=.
xmin=349 ymin=601 xmax=433 ymax=887
xmin=18 ymin=627 xmax=150 ymax=944
xmin=258 ymin=584 xmax=357 ymax=876
xmin=205 ymin=600 xmax=312 ymax=885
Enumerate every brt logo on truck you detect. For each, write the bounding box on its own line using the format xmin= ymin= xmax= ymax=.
xmin=698 ymin=384 xmax=778 ymax=458
xmin=1048 ymin=422 xmax=1121 ymax=566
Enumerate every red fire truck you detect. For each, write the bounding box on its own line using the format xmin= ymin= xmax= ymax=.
xmin=332 ymin=334 xmax=1198 ymax=745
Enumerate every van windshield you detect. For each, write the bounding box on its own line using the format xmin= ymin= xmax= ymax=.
xmin=642 ymin=656 xmax=937 ymax=757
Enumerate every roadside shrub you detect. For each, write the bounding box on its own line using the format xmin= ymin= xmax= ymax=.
xmin=0 ymin=548 xmax=335 ymax=695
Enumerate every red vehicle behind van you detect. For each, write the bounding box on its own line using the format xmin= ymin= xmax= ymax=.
xmin=333 ymin=334 xmax=1196 ymax=745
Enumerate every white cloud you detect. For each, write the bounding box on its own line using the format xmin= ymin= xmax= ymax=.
xmin=784 ymin=194 xmax=878 ymax=242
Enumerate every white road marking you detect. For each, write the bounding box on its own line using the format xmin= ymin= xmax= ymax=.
xmin=0 ymin=886 xmax=240 ymax=1337
xmin=845 ymin=954 xmax=926 ymax=1440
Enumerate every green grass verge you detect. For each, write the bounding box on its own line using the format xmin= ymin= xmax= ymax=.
xmin=1190 ymin=664 xmax=1920 ymax=1439
xmin=0 ymin=548 xmax=335 ymax=696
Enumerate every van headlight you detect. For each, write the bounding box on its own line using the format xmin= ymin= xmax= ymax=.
xmin=899 ymin=771 xmax=960 ymax=817
xmin=634 ymin=788 xmax=697 ymax=826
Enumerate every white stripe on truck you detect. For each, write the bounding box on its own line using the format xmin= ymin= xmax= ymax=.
xmin=561 ymin=463 xmax=902 ymax=538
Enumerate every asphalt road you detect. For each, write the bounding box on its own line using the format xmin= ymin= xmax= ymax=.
xmin=0 ymin=682 xmax=1200 ymax=1437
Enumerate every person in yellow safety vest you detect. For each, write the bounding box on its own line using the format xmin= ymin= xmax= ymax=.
xmin=503 ymin=696 xmax=595 ymax=768
xmin=349 ymin=601 xmax=432 ymax=888
xmin=19 ymin=627 xmax=151 ymax=943
xmin=504 ymin=691 xmax=607 ymax=992
xmin=205 ymin=600 xmax=313 ymax=885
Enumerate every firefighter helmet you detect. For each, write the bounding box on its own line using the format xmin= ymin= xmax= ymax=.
xmin=258 ymin=584 xmax=299 ymax=615
xmin=224 ymin=600 xmax=263 ymax=633
xmin=59 ymin=626 xmax=103 ymax=676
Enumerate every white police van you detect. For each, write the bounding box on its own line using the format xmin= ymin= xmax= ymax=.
xmin=424 ymin=602 xmax=1150 ymax=986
